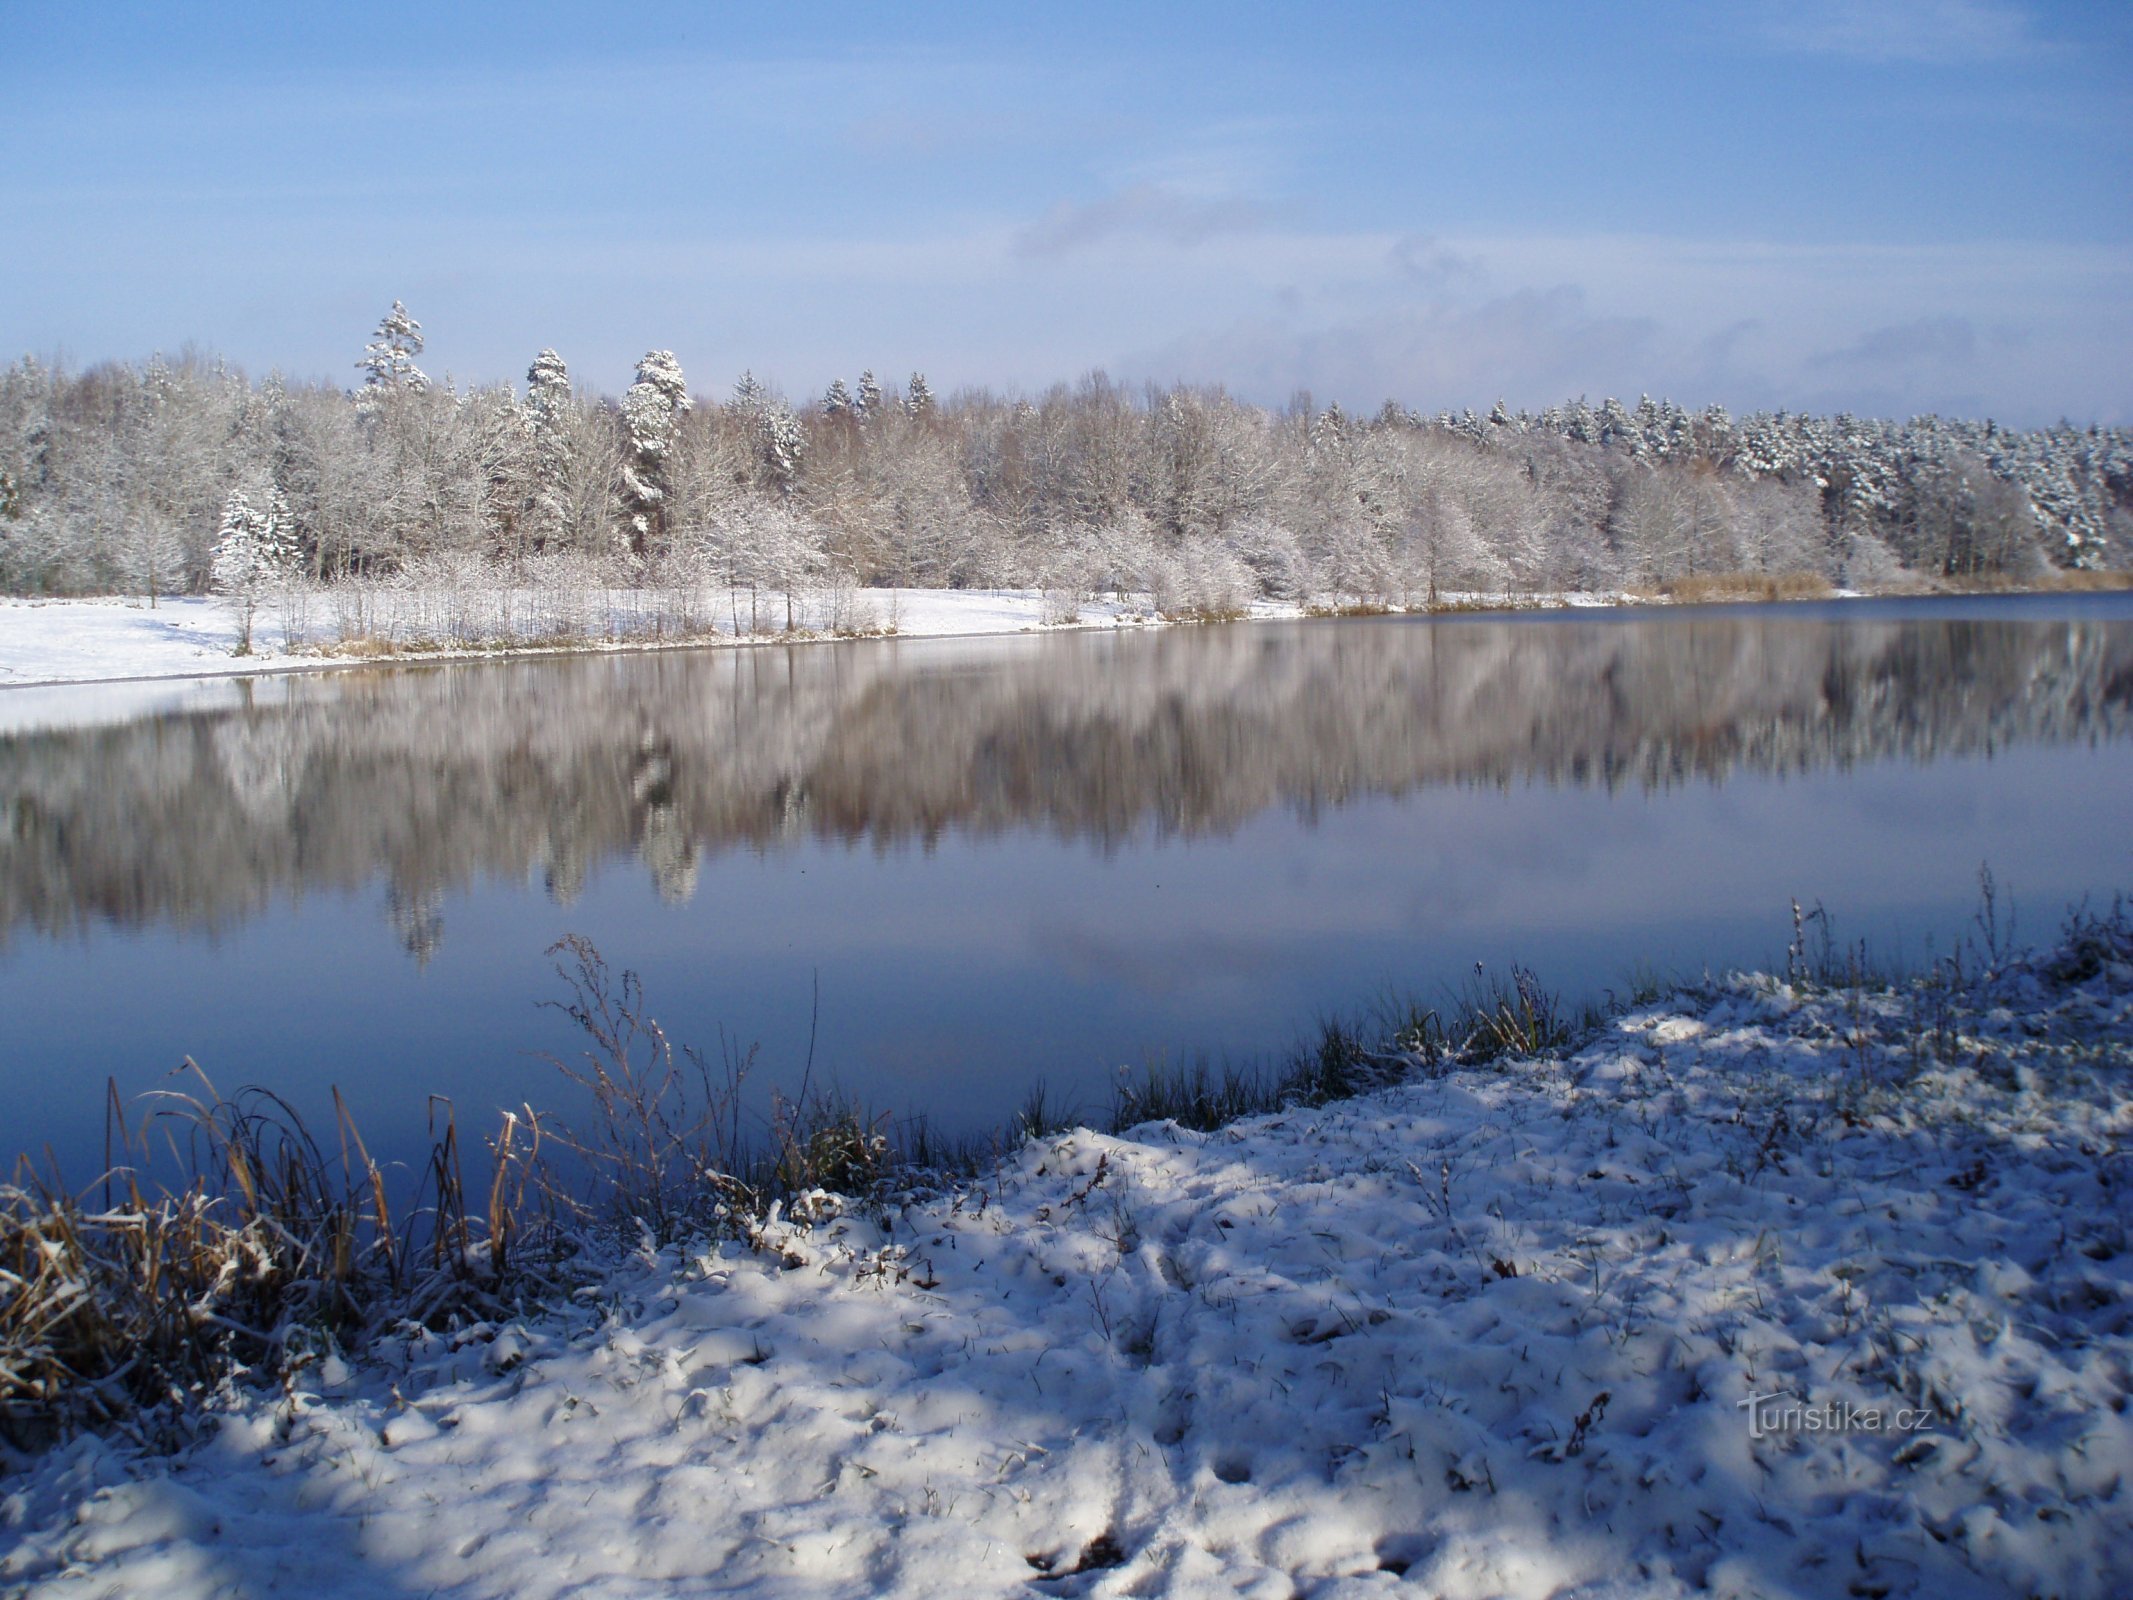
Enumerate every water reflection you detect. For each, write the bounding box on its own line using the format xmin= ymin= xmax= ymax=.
xmin=3 ymin=598 xmax=2130 ymax=954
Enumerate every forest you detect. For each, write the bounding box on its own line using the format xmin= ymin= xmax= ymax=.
xmin=3 ymin=302 xmax=2129 ymax=617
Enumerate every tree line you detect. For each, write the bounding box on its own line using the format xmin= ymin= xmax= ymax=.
xmin=3 ymin=302 xmax=2128 ymax=610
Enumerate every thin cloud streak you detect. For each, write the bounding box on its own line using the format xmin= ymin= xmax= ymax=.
xmin=1013 ymin=185 xmax=1288 ymax=258
xmin=1811 ymin=316 xmax=1981 ymax=370
xmin=1759 ymin=0 xmax=2055 ymax=65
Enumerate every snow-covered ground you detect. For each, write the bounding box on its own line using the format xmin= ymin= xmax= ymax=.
xmin=0 ymin=588 xmax=1629 ymax=709
xmin=6 ymin=916 xmax=2128 ymax=1598
xmin=0 ymin=591 xmax=1206 ymax=695
xmin=0 ymin=589 xmax=1198 ymax=735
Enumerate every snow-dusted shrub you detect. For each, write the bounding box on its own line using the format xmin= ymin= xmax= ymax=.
xmin=1841 ymin=531 xmax=1920 ymax=592
xmin=1224 ymin=516 xmax=1310 ymax=602
xmin=1171 ymin=537 xmax=1257 ymax=619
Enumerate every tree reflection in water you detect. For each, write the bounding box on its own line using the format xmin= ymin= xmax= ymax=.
xmin=3 ymin=602 xmax=2130 ymax=953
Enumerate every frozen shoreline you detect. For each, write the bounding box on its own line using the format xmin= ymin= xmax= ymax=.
xmin=4 ymin=911 xmax=2128 ymax=1599
xmin=0 ymin=586 xmax=1629 ymax=738
xmin=0 ymin=587 xmax=1630 ymax=694
xmin=21 ymin=580 xmax=2124 ymax=706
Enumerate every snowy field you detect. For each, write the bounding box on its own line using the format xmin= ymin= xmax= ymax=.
xmin=5 ymin=913 xmax=2129 ymax=1598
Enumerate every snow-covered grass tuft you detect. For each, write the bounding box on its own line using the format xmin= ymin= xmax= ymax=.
xmin=7 ymin=900 xmax=2133 ymax=1596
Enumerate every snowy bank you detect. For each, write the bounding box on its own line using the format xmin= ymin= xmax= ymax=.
xmin=0 ymin=588 xmax=1634 ymax=707
xmin=0 ymin=591 xmax=1150 ymax=700
xmin=5 ymin=912 xmax=2131 ymax=1598
xmin=0 ymin=590 xmax=1211 ymax=700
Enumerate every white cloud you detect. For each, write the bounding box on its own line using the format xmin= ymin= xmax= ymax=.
xmin=1109 ymin=230 xmax=2130 ymax=423
xmin=1122 ymin=288 xmax=1661 ymax=412
xmin=1811 ymin=316 xmax=1980 ymax=369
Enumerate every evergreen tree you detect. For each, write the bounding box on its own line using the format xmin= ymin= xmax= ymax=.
xmin=620 ymin=350 xmax=691 ymax=557
xmin=730 ymin=371 xmax=807 ymax=495
xmin=358 ymin=301 xmax=429 ymax=394
xmin=211 ymin=489 xmax=297 ymax=654
xmin=522 ymin=349 xmax=575 ymax=551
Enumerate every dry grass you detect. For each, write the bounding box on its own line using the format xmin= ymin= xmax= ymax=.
xmin=1108 ymin=966 xmax=1594 ymax=1134
xmin=316 ymin=623 xmax=737 ymax=661
xmin=1303 ymin=599 xmax=1395 ymax=618
xmin=1928 ymin=567 xmax=2133 ymax=594
xmin=1423 ymin=596 xmax=1527 ymax=615
xmin=1650 ymin=571 xmax=1836 ymax=603
xmin=1 ymin=1067 xmax=557 ymax=1446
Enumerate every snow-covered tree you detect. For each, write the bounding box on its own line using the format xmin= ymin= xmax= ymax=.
xmin=620 ymin=350 xmax=691 ymax=557
xmin=728 ymin=372 xmax=808 ymax=496
xmin=358 ymin=301 xmax=429 ymax=394
xmin=519 ymin=348 xmax=577 ymax=553
xmin=211 ymin=489 xmax=297 ymax=653
xmin=760 ymin=403 xmax=806 ymax=493
xmin=822 ymin=378 xmax=853 ymax=418
xmin=855 ymin=370 xmax=882 ymax=420
xmin=905 ymin=372 xmax=935 ymax=418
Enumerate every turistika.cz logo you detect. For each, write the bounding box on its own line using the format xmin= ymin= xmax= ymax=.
xmin=1737 ymin=1390 xmax=1935 ymax=1441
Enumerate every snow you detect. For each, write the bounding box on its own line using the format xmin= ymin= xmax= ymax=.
xmin=0 ymin=589 xmax=1649 ymax=707
xmin=0 ymin=598 xmax=276 ymax=690
xmin=0 ymin=591 xmax=1175 ymax=698
xmin=6 ymin=922 xmax=2130 ymax=1598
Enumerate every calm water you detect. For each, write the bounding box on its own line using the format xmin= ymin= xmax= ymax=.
xmin=4 ymin=593 xmax=2131 ymax=1176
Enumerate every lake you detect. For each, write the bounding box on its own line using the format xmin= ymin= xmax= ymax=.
xmin=4 ymin=593 xmax=2130 ymax=1180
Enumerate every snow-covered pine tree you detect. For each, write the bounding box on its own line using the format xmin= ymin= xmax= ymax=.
xmin=761 ymin=402 xmax=806 ymax=494
xmin=822 ymin=378 xmax=852 ymax=418
xmin=358 ymin=301 xmax=429 ymax=394
xmin=521 ymin=349 xmax=575 ymax=551
xmin=855 ymin=370 xmax=882 ymax=420
xmin=1309 ymin=402 xmax=1349 ymax=456
xmin=212 ymin=489 xmax=297 ymax=654
xmin=905 ymin=372 xmax=934 ymax=417
xmin=726 ymin=371 xmax=808 ymax=495
xmin=620 ymin=350 xmax=691 ymax=558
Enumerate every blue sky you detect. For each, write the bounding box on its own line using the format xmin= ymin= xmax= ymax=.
xmin=4 ymin=1 xmax=2128 ymax=422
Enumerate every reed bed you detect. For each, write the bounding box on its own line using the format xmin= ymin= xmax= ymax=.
xmin=0 ymin=1067 xmax=561 ymax=1447
xmin=1651 ymin=570 xmax=1836 ymax=603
